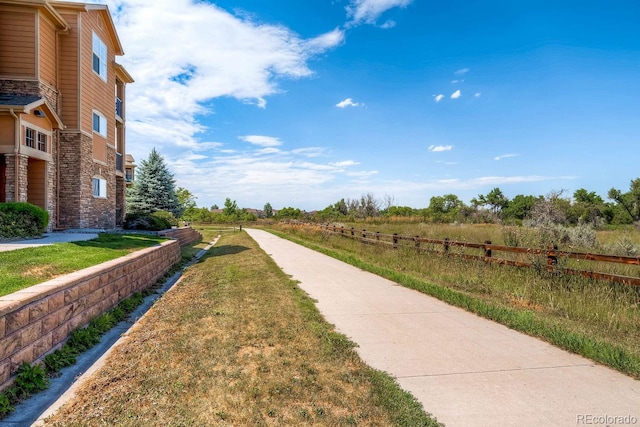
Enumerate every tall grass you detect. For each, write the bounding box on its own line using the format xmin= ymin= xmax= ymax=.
xmin=269 ymin=223 xmax=640 ymax=378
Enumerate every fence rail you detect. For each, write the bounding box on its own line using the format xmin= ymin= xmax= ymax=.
xmin=302 ymin=223 xmax=640 ymax=287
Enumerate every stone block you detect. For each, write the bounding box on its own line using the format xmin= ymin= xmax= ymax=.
xmin=42 ymin=310 xmax=62 ymax=333
xmin=20 ymin=321 xmax=42 ymax=347
xmin=51 ymin=323 xmax=69 ymax=346
xmin=64 ymin=287 xmax=79 ymax=304
xmin=0 ymin=332 xmax=21 ymax=360
xmin=32 ymin=333 xmax=52 ymax=361
xmin=48 ymin=291 xmax=65 ymax=311
xmin=29 ymin=298 xmax=50 ymax=322
xmin=6 ymin=307 xmax=29 ymax=335
xmin=10 ymin=345 xmax=34 ymax=371
xmin=0 ymin=360 xmax=10 ymax=387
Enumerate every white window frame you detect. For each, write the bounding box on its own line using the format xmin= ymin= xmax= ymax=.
xmin=92 ymin=32 xmax=107 ymax=81
xmin=92 ymin=177 xmax=107 ymax=198
xmin=37 ymin=132 xmax=47 ymax=152
xmin=25 ymin=127 xmax=36 ymax=148
xmin=92 ymin=111 xmax=107 ymax=137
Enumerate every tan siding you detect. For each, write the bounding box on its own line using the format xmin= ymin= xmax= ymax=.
xmin=92 ymin=135 xmax=107 ymax=163
xmin=0 ymin=116 xmax=15 ymax=146
xmin=39 ymin=14 xmax=57 ymax=87
xmin=22 ymin=115 xmax=53 ymax=133
xmin=80 ymin=11 xmax=116 ymax=157
xmin=58 ymin=12 xmax=79 ymax=128
xmin=27 ymin=159 xmax=47 ymax=209
xmin=0 ymin=11 xmax=36 ymax=77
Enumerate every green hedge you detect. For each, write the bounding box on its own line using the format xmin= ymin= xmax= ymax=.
xmin=124 ymin=210 xmax=178 ymax=231
xmin=0 ymin=202 xmax=49 ymax=239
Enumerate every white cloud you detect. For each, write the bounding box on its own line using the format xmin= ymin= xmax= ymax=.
xmin=451 ymin=79 xmax=463 ymax=84
xmin=346 ymin=0 xmax=413 ymax=26
xmin=474 ymin=92 xmax=482 ymax=98
xmin=451 ymin=90 xmax=461 ymax=99
xmin=428 ymin=145 xmax=453 ymax=152
xmin=434 ymin=94 xmax=444 ymax=103
xmin=69 ymin=0 xmax=345 ymax=158
xmin=336 ymin=98 xmax=362 ymax=108
xmin=455 ymin=68 xmax=470 ymax=75
xmin=380 ymin=20 xmax=397 ymax=29
xmin=331 ymin=160 xmax=360 ymax=167
xmin=240 ymin=135 xmax=282 ymax=147
xmin=494 ymin=153 xmax=519 ymax=161
xmin=305 ymin=28 xmax=346 ymax=53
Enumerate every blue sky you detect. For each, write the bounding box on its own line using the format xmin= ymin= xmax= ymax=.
xmin=83 ymin=0 xmax=639 ymax=210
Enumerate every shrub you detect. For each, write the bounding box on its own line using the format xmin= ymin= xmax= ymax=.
xmin=124 ymin=210 xmax=177 ymax=231
xmin=0 ymin=202 xmax=49 ymax=239
xmin=151 ymin=210 xmax=178 ymax=227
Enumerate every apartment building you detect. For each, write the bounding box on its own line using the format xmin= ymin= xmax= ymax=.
xmin=0 ymin=0 xmax=133 ymax=229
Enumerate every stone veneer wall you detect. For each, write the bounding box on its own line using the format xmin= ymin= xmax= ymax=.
xmin=0 ymin=239 xmax=181 ymax=391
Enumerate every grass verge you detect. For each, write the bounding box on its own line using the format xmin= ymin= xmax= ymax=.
xmin=266 ymin=227 xmax=640 ymax=380
xmin=42 ymin=231 xmax=440 ymax=426
xmin=0 ymin=233 xmax=167 ymax=297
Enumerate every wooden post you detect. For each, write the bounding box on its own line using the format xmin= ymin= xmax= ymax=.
xmin=484 ymin=240 xmax=492 ymax=258
xmin=351 ymin=227 xmax=355 ymax=237
xmin=376 ymin=231 xmax=380 ymax=241
xmin=415 ymin=236 xmax=420 ymax=251
xmin=341 ymin=226 xmax=344 ymax=235
xmin=362 ymin=229 xmax=367 ymax=239
xmin=393 ymin=233 xmax=398 ymax=249
xmin=444 ymin=238 xmax=450 ymax=254
xmin=547 ymin=244 xmax=558 ymax=268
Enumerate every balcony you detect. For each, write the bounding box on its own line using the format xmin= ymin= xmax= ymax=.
xmin=116 ymin=152 xmax=123 ymax=172
xmin=115 ymin=97 xmax=123 ymax=119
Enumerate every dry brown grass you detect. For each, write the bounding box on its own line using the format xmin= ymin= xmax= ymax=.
xmin=43 ymin=231 xmax=436 ymax=426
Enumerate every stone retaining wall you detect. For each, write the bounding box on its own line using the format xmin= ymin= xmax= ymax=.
xmin=160 ymin=227 xmax=202 ymax=246
xmin=0 ymin=239 xmax=181 ymax=391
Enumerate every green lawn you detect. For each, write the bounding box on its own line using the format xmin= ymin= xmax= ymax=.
xmin=0 ymin=234 xmax=167 ymax=297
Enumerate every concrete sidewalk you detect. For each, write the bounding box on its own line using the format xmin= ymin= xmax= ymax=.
xmin=246 ymin=229 xmax=640 ymax=427
xmin=0 ymin=232 xmax=98 ymax=252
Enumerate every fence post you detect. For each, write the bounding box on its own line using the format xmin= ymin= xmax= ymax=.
xmin=444 ymin=238 xmax=450 ymax=254
xmin=547 ymin=244 xmax=558 ymax=268
xmin=333 ymin=224 xmax=336 ymax=233
xmin=362 ymin=229 xmax=367 ymax=240
xmin=376 ymin=231 xmax=380 ymax=241
xmin=341 ymin=226 xmax=344 ymax=235
xmin=484 ymin=240 xmax=492 ymax=258
xmin=393 ymin=233 xmax=398 ymax=249
xmin=415 ymin=236 xmax=420 ymax=251
xmin=351 ymin=227 xmax=355 ymax=237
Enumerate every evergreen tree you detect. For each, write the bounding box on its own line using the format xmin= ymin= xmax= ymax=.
xmin=127 ymin=148 xmax=180 ymax=216
xmin=264 ymin=202 xmax=273 ymax=218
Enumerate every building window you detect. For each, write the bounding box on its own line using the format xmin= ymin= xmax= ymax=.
xmin=25 ymin=128 xmax=36 ymax=148
xmin=92 ymin=32 xmax=107 ymax=80
xmin=92 ymin=177 xmax=107 ymax=198
xmin=92 ymin=111 xmax=107 ymax=136
xmin=37 ymin=132 xmax=47 ymax=152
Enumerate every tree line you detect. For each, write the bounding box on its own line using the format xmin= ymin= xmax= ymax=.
xmin=125 ymin=149 xmax=640 ymax=228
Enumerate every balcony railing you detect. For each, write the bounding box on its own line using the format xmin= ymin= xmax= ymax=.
xmin=116 ymin=152 xmax=123 ymax=172
xmin=115 ymin=97 xmax=123 ymax=118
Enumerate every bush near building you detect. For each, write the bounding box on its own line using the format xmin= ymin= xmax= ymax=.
xmin=0 ymin=202 xmax=49 ymax=239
